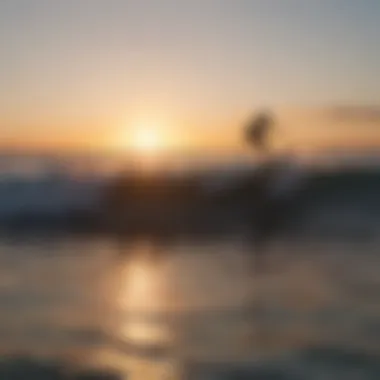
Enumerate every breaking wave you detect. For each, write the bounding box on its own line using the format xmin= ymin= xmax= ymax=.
xmin=0 ymin=162 xmax=380 ymax=237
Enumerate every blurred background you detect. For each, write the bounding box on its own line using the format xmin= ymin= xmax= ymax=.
xmin=0 ymin=1 xmax=379 ymax=379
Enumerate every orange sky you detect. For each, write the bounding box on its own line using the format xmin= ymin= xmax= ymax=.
xmin=1 ymin=2 xmax=380 ymax=155
xmin=3 ymin=107 xmax=379 ymax=156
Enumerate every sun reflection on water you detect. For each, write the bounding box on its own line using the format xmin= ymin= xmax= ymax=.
xmin=117 ymin=242 xmax=172 ymax=348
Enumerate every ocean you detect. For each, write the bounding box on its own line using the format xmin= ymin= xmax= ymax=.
xmin=0 ymin=152 xmax=379 ymax=379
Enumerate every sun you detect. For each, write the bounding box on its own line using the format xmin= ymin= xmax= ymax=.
xmin=130 ymin=128 xmax=162 ymax=153
xmin=115 ymin=120 xmax=179 ymax=154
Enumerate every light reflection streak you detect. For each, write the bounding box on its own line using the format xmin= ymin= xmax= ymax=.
xmin=117 ymin=241 xmax=173 ymax=349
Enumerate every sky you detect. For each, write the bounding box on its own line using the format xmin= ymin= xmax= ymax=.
xmin=0 ymin=0 xmax=380 ymax=154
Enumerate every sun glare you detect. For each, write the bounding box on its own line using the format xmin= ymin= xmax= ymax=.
xmin=131 ymin=128 xmax=162 ymax=153
xmin=116 ymin=120 xmax=181 ymax=155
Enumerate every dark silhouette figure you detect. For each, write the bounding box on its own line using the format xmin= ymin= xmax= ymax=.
xmin=244 ymin=111 xmax=274 ymax=152
xmin=244 ymin=111 xmax=297 ymax=271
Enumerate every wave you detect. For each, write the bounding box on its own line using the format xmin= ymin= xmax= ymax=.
xmin=1 ymin=165 xmax=380 ymax=236
xmin=293 ymin=168 xmax=380 ymax=236
xmin=0 ymin=345 xmax=378 ymax=379
xmin=0 ymin=175 xmax=105 ymax=220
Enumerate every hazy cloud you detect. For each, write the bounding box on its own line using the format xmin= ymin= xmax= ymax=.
xmin=326 ymin=106 xmax=380 ymax=123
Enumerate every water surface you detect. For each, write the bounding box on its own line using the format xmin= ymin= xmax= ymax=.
xmin=0 ymin=234 xmax=379 ymax=379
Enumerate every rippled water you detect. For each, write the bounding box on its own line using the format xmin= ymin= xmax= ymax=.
xmin=0 ymin=234 xmax=379 ymax=379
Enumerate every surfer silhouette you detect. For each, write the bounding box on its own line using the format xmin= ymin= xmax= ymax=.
xmin=244 ymin=111 xmax=301 ymax=270
xmin=245 ymin=111 xmax=273 ymax=152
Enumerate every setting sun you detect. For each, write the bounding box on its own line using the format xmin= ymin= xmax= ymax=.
xmin=118 ymin=120 xmax=183 ymax=155
xmin=131 ymin=128 xmax=162 ymax=152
